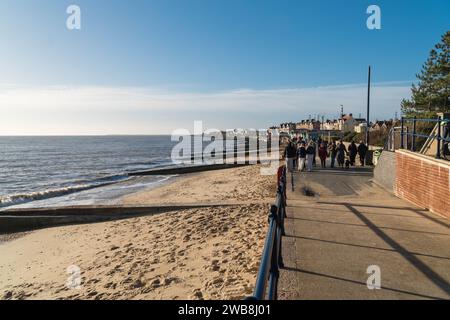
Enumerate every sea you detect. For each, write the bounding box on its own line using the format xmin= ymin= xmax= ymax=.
xmin=0 ymin=135 xmax=255 ymax=209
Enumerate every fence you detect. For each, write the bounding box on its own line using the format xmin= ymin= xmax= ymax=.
xmin=245 ymin=166 xmax=287 ymax=300
xmin=399 ymin=117 xmax=450 ymax=160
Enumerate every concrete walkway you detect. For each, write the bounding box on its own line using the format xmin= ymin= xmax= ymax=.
xmin=278 ymin=165 xmax=450 ymax=300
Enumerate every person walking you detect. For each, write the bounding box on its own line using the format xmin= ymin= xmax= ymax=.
xmin=318 ymin=142 xmax=328 ymax=168
xmin=297 ymin=142 xmax=307 ymax=172
xmin=328 ymin=140 xmax=337 ymax=168
xmin=312 ymin=140 xmax=317 ymax=167
xmin=284 ymin=141 xmax=297 ymax=173
xmin=306 ymin=141 xmax=315 ymax=172
xmin=357 ymin=140 xmax=368 ymax=166
xmin=336 ymin=140 xmax=347 ymax=168
xmin=292 ymin=138 xmax=299 ymax=169
xmin=348 ymin=141 xmax=357 ymax=166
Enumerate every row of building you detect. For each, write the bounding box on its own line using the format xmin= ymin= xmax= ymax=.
xmin=277 ymin=114 xmax=399 ymax=134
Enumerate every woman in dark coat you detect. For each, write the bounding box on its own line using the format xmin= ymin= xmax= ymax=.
xmin=348 ymin=141 xmax=358 ymax=166
xmin=357 ymin=141 xmax=368 ymax=166
xmin=318 ymin=142 xmax=328 ymax=168
xmin=328 ymin=141 xmax=337 ymax=168
xmin=336 ymin=141 xmax=347 ymax=168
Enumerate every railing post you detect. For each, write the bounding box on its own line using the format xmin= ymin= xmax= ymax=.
xmin=269 ymin=205 xmax=277 ymax=223
xmin=276 ymin=194 xmax=285 ymax=270
xmin=412 ymin=116 xmax=417 ymax=152
xmin=282 ymin=166 xmax=287 ymax=200
xmin=436 ymin=116 xmax=442 ymax=159
xmin=400 ymin=117 xmax=405 ymax=149
xmin=277 ymin=185 xmax=286 ymax=236
xmin=269 ymin=226 xmax=279 ymax=300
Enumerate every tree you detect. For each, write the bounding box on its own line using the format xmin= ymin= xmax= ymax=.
xmin=401 ymin=31 xmax=450 ymax=115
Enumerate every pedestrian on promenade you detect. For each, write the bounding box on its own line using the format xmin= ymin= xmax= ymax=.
xmin=297 ymin=142 xmax=307 ymax=172
xmin=323 ymin=140 xmax=328 ymax=151
xmin=348 ymin=141 xmax=357 ymax=166
xmin=284 ymin=141 xmax=297 ymax=173
xmin=292 ymin=138 xmax=298 ymax=170
xmin=328 ymin=140 xmax=337 ymax=168
xmin=357 ymin=140 xmax=368 ymax=166
xmin=336 ymin=140 xmax=348 ymax=168
xmin=306 ymin=141 xmax=315 ymax=172
xmin=312 ymin=140 xmax=317 ymax=167
xmin=318 ymin=142 xmax=328 ymax=168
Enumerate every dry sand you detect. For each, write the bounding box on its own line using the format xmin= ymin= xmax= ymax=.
xmin=0 ymin=165 xmax=276 ymax=300
xmin=121 ymin=164 xmax=276 ymax=205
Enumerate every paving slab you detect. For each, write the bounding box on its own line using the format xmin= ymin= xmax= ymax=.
xmin=278 ymin=166 xmax=450 ymax=300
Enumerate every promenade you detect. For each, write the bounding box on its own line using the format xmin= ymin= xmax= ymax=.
xmin=278 ymin=166 xmax=450 ymax=300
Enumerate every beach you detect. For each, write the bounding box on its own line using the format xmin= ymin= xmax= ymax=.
xmin=0 ymin=164 xmax=275 ymax=300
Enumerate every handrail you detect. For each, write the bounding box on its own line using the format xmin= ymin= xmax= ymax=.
xmin=402 ymin=132 xmax=450 ymax=142
xmin=246 ymin=166 xmax=286 ymax=300
xmin=401 ymin=118 xmax=449 ymax=122
xmin=400 ymin=116 xmax=450 ymax=159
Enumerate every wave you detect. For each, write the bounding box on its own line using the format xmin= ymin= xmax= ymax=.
xmin=0 ymin=175 xmax=130 ymax=209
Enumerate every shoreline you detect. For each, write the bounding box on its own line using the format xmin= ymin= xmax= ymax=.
xmin=1 ymin=163 xmax=262 ymax=211
xmin=0 ymin=174 xmax=178 ymax=211
xmin=0 ymin=164 xmax=276 ymax=300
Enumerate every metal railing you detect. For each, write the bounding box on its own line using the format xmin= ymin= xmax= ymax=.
xmin=400 ymin=117 xmax=450 ymax=159
xmin=246 ymin=166 xmax=287 ymax=300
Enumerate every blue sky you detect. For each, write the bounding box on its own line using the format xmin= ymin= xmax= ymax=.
xmin=0 ymin=0 xmax=449 ymax=134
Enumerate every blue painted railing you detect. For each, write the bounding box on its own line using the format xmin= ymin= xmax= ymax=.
xmin=246 ymin=166 xmax=286 ymax=300
xmin=401 ymin=117 xmax=450 ymax=159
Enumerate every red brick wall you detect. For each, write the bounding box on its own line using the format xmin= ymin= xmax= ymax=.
xmin=395 ymin=150 xmax=449 ymax=219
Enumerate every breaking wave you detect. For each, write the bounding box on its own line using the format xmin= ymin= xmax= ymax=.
xmin=0 ymin=175 xmax=129 ymax=208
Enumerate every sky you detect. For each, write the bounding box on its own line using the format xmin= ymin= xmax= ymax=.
xmin=0 ymin=0 xmax=449 ymax=135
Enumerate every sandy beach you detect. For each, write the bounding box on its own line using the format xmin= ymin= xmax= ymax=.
xmin=0 ymin=164 xmax=275 ymax=300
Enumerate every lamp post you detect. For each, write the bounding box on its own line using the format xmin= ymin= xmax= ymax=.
xmin=366 ymin=66 xmax=371 ymax=146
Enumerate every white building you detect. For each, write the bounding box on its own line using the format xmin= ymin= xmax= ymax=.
xmin=339 ymin=114 xmax=366 ymax=132
xmin=354 ymin=122 xmax=368 ymax=133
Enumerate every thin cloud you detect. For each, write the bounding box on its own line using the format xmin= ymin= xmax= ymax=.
xmin=0 ymin=83 xmax=411 ymax=135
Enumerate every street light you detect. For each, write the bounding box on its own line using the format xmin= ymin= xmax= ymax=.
xmin=366 ymin=66 xmax=371 ymax=146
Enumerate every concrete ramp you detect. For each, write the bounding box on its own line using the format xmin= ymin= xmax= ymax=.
xmin=279 ymin=167 xmax=450 ymax=300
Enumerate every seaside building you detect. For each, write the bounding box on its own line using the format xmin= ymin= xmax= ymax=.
xmin=338 ymin=114 xmax=366 ymax=132
xmin=322 ymin=120 xmax=340 ymax=131
xmin=372 ymin=120 xmax=399 ymax=131
xmin=370 ymin=121 xmax=390 ymax=132
xmin=280 ymin=112 xmax=372 ymax=137
xmin=296 ymin=120 xmax=321 ymax=131
xmin=279 ymin=122 xmax=296 ymax=133
xmin=354 ymin=122 xmax=368 ymax=134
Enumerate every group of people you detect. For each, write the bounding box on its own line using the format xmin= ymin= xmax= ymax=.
xmin=284 ymin=137 xmax=369 ymax=172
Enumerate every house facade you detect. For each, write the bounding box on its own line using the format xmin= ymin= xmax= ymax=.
xmin=339 ymin=114 xmax=366 ymax=132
